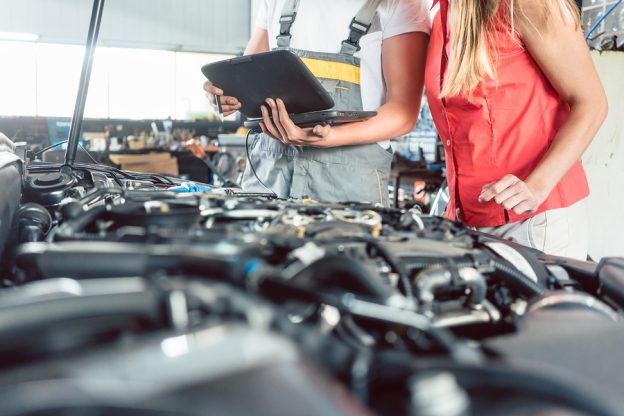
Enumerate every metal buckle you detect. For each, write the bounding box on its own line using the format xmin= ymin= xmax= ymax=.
xmin=279 ymin=13 xmax=296 ymax=25
xmin=277 ymin=34 xmax=293 ymax=47
xmin=349 ymin=18 xmax=371 ymax=35
xmin=279 ymin=13 xmax=297 ymax=43
xmin=340 ymin=17 xmax=371 ymax=54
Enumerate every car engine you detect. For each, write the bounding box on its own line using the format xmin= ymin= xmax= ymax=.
xmin=1 ymin=143 xmax=624 ymax=416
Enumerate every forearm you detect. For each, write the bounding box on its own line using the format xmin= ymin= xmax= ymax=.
xmin=481 ymin=102 xmax=606 ymax=215
xmin=322 ymin=99 xmax=421 ymax=147
xmin=526 ymin=100 xmax=607 ymax=198
xmin=257 ymin=32 xmax=428 ymax=148
xmin=515 ymin=2 xmax=608 ymax=200
xmin=322 ymin=32 xmax=428 ymax=147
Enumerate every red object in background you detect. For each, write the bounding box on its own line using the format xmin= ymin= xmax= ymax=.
xmin=185 ymin=139 xmax=219 ymax=159
xmin=413 ymin=180 xmax=427 ymax=204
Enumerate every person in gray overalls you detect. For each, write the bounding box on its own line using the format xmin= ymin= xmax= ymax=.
xmin=204 ymin=0 xmax=430 ymax=206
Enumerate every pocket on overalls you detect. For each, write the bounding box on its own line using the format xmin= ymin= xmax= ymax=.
xmin=370 ymin=144 xmax=393 ymax=206
xmin=335 ymin=80 xmax=363 ymax=111
xmin=317 ymin=78 xmax=340 ymax=106
xmin=303 ymin=161 xmax=388 ymax=206
xmin=316 ymin=78 xmax=362 ymax=111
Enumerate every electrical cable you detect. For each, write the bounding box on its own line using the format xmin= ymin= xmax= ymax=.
xmin=32 ymin=139 xmax=100 ymax=165
xmin=78 ymin=142 xmax=100 ymax=165
xmin=585 ymin=0 xmax=624 ymax=41
xmin=122 ymin=172 xmax=176 ymax=185
xmin=245 ymin=129 xmax=277 ymax=197
xmin=32 ymin=140 xmax=71 ymax=159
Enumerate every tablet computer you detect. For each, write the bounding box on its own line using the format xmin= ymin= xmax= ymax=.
xmin=243 ymin=110 xmax=378 ymax=130
xmin=201 ymin=50 xmax=335 ymax=119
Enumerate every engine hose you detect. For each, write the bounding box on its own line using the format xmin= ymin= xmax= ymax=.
xmin=491 ymin=259 xmax=545 ymax=298
xmin=365 ymin=241 xmax=415 ymax=306
xmin=54 ymin=205 xmax=107 ymax=240
xmin=404 ymin=259 xmax=475 ymax=272
xmin=78 ymin=187 xmax=122 ymax=206
xmin=18 ymin=203 xmax=52 ymax=243
xmin=405 ymin=258 xmax=544 ymax=299
xmin=290 ymin=256 xmax=399 ymax=306
xmin=367 ymin=353 xmax=619 ymax=416
xmin=255 ymin=273 xmax=477 ymax=363
xmin=312 ymin=236 xmax=414 ymax=305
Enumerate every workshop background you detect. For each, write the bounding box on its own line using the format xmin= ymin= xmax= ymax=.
xmin=0 ymin=0 xmax=622 ymax=259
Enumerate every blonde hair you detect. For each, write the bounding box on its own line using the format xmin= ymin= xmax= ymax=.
xmin=440 ymin=0 xmax=580 ymax=98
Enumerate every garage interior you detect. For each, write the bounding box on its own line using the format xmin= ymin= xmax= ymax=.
xmin=0 ymin=0 xmax=623 ymax=415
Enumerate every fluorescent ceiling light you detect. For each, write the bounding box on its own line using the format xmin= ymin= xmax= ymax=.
xmin=0 ymin=32 xmax=39 ymax=42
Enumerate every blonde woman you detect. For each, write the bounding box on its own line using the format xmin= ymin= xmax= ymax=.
xmin=426 ymin=0 xmax=608 ymax=260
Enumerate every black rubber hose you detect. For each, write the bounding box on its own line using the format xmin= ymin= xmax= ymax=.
xmin=55 ymin=205 xmax=107 ymax=240
xmin=311 ymin=236 xmax=415 ymax=302
xmin=365 ymin=241 xmax=415 ymax=305
xmin=367 ymin=353 xmax=619 ymax=416
xmin=491 ymin=259 xmax=545 ymax=298
xmin=403 ymin=259 xmax=475 ymax=272
xmin=18 ymin=203 xmax=52 ymax=243
xmin=404 ymin=257 xmax=544 ymax=299
xmin=290 ymin=256 xmax=397 ymax=305
xmin=255 ymin=273 xmax=469 ymax=361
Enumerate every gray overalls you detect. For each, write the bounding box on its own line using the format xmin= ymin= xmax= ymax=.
xmin=241 ymin=0 xmax=392 ymax=206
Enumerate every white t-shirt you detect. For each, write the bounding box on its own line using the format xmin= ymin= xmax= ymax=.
xmin=255 ymin=0 xmax=431 ymax=147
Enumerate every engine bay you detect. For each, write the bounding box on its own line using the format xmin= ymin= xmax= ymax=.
xmin=0 ymin=154 xmax=623 ymax=416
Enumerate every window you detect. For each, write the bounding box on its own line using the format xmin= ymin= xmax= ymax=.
xmin=0 ymin=41 xmax=37 ymax=116
xmin=107 ymin=48 xmax=176 ymax=120
xmin=174 ymin=51 xmax=232 ymax=120
xmin=0 ymin=41 xmax=233 ymax=120
xmin=35 ymin=43 xmax=82 ymax=117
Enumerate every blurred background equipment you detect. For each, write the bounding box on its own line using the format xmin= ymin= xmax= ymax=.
xmin=391 ymin=94 xmax=446 ymax=213
xmin=583 ymin=0 xmax=624 ymax=50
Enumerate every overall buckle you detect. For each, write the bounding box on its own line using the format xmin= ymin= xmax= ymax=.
xmin=342 ymin=18 xmax=372 ymax=53
xmin=278 ymin=13 xmax=297 ymax=47
xmin=349 ymin=18 xmax=371 ymax=35
xmin=279 ymin=13 xmax=297 ymax=34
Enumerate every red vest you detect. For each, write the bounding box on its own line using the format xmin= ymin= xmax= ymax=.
xmin=426 ymin=0 xmax=589 ymax=227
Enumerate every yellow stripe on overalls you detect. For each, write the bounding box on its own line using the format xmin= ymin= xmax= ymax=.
xmin=300 ymin=58 xmax=361 ymax=85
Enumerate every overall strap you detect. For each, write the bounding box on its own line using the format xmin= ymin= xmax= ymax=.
xmin=276 ymin=0 xmax=301 ymax=48
xmin=340 ymin=0 xmax=383 ymax=56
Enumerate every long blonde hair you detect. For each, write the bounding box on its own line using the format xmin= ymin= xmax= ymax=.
xmin=441 ymin=0 xmax=580 ymax=98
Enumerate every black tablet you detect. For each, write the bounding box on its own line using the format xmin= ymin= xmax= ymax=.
xmin=244 ymin=110 xmax=378 ymax=130
xmin=201 ymin=50 xmax=335 ymax=119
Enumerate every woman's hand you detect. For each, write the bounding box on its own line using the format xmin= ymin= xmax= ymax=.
xmin=260 ymin=98 xmax=332 ymax=146
xmin=203 ymin=80 xmax=242 ymax=116
xmin=479 ymin=174 xmax=547 ymax=215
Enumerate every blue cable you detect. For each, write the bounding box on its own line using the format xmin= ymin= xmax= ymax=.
xmin=585 ymin=0 xmax=624 ymax=41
